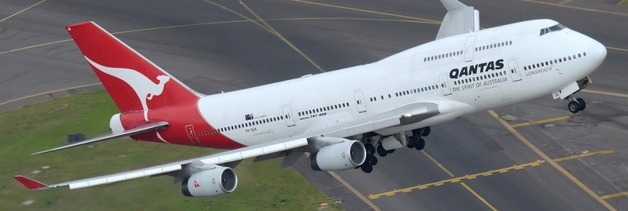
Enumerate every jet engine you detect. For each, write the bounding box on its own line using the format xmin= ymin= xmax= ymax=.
xmin=309 ymin=140 xmax=366 ymax=171
xmin=182 ymin=166 xmax=238 ymax=197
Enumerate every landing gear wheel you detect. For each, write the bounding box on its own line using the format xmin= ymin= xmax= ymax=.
xmin=406 ymin=137 xmax=415 ymax=148
xmin=376 ymin=144 xmax=388 ymax=157
xmin=365 ymin=143 xmax=376 ymax=155
xmin=360 ymin=164 xmax=373 ymax=173
xmin=568 ymin=101 xmax=581 ymax=114
xmin=577 ymin=98 xmax=586 ymax=111
xmin=421 ymin=127 xmax=431 ymax=137
xmin=386 ymin=149 xmax=395 ymax=154
xmin=414 ymin=137 xmax=426 ymax=151
xmin=368 ymin=155 xmax=378 ymax=166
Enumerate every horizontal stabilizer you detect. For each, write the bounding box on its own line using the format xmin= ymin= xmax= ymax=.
xmin=33 ymin=121 xmax=169 ymax=155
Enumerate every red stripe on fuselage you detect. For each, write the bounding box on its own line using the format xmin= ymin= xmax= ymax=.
xmin=127 ymin=100 xmax=245 ymax=149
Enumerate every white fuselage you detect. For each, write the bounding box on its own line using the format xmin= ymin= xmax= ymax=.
xmin=196 ymin=19 xmax=606 ymax=147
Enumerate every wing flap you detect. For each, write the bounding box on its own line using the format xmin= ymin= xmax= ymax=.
xmin=33 ymin=121 xmax=169 ymax=155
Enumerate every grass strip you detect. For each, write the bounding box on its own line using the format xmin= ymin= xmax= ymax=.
xmin=0 ymin=91 xmax=337 ymax=210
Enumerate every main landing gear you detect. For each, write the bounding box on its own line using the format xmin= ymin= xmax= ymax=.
xmin=567 ymin=96 xmax=586 ymax=114
xmin=359 ymin=127 xmax=431 ymax=173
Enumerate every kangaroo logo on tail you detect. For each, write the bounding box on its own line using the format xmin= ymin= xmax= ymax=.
xmin=85 ymin=57 xmax=170 ymax=121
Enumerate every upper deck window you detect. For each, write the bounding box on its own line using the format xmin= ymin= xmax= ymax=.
xmin=540 ymin=24 xmax=566 ymax=36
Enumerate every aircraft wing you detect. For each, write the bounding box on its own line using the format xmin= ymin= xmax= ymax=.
xmin=435 ymin=0 xmax=479 ymax=40
xmin=15 ymin=137 xmax=308 ymax=190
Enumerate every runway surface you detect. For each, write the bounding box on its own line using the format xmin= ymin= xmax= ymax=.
xmin=1 ymin=0 xmax=627 ymax=210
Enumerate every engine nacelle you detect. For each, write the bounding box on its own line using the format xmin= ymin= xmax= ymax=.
xmin=309 ymin=140 xmax=366 ymax=171
xmin=182 ymin=166 xmax=238 ymax=197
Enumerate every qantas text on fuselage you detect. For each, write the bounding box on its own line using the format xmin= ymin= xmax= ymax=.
xmin=449 ymin=59 xmax=504 ymax=79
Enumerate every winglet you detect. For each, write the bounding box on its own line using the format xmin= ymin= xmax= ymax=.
xmin=14 ymin=175 xmax=50 ymax=190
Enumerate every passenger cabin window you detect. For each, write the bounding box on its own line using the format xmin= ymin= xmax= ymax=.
xmin=540 ymin=24 xmax=566 ymax=36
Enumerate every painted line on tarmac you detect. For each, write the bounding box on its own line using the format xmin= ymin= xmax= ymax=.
xmin=488 ymin=110 xmax=617 ymax=211
xmin=328 ymin=171 xmax=381 ymax=211
xmin=523 ymin=0 xmax=628 ymax=17
xmin=421 ymin=151 xmax=498 ymax=211
xmin=553 ymin=150 xmax=614 ymax=162
xmin=0 ymin=17 xmax=429 ymax=56
xmin=368 ymin=160 xmax=545 ymax=200
xmin=293 ymin=0 xmax=440 ymax=24
xmin=0 ymin=83 xmax=102 ymax=107
xmin=239 ymin=1 xmax=325 ymax=72
xmin=582 ymin=89 xmax=628 ymax=99
xmin=607 ymin=46 xmax=628 ymax=53
xmin=0 ymin=0 xmax=47 ymax=23
xmin=601 ymin=191 xmax=628 ymax=200
xmin=368 ymin=150 xmax=613 ymax=200
xmin=510 ymin=115 xmax=571 ymax=128
xmin=557 ymin=0 xmax=573 ymax=5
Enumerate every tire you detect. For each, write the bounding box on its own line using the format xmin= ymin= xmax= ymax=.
xmin=421 ymin=127 xmax=431 ymax=137
xmin=406 ymin=137 xmax=415 ymax=148
xmin=576 ymin=98 xmax=586 ymax=111
xmin=386 ymin=149 xmax=395 ymax=154
xmin=377 ymin=144 xmax=388 ymax=157
xmin=568 ymin=101 xmax=581 ymax=113
xmin=360 ymin=164 xmax=373 ymax=173
xmin=414 ymin=137 xmax=426 ymax=151
xmin=412 ymin=128 xmax=423 ymax=137
xmin=365 ymin=143 xmax=376 ymax=155
xmin=369 ymin=155 xmax=378 ymax=166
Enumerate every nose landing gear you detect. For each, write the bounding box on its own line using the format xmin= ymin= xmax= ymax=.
xmin=567 ymin=96 xmax=586 ymax=113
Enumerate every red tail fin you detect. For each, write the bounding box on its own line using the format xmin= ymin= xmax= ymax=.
xmin=66 ymin=21 xmax=201 ymax=121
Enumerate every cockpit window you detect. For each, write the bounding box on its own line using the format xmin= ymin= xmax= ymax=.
xmin=540 ymin=24 xmax=566 ymax=36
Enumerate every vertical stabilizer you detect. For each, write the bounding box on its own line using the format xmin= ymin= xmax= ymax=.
xmin=436 ymin=0 xmax=479 ymax=40
xmin=66 ymin=21 xmax=202 ymax=121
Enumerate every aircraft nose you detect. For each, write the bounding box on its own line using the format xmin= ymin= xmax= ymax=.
xmin=588 ymin=39 xmax=607 ymax=66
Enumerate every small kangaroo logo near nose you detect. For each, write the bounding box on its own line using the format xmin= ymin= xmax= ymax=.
xmin=85 ymin=57 xmax=170 ymax=121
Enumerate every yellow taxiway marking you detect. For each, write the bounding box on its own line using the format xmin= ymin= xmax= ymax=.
xmin=523 ymin=0 xmax=628 ymax=17
xmin=607 ymin=46 xmax=628 ymax=53
xmin=368 ymin=150 xmax=613 ymax=200
xmin=239 ymin=1 xmax=325 ymax=72
xmin=368 ymin=160 xmax=545 ymax=200
xmin=0 ymin=17 xmax=430 ymax=57
xmin=488 ymin=110 xmax=617 ymax=211
xmin=510 ymin=115 xmax=571 ymax=128
xmin=421 ymin=151 xmax=498 ymax=211
xmin=601 ymin=191 xmax=628 ymax=200
xmin=582 ymin=89 xmax=628 ymax=99
xmin=557 ymin=0 xmax=573 ymax=5
xmin=293 ymin=0 xmax=440 ymax=24
xmin=553 ymin=150 xmax=614 ymax=162
xmin=304 ymin=151 xmax=381 ymax=211
xmin=0 ymin=0 xmax=47 ymax=23
xmin=328 ymin=171 xmax=381 ymax=211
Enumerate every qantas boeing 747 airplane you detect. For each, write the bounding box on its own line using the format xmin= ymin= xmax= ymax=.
xmin=15 ymin=0 xmax=606 ymax=197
